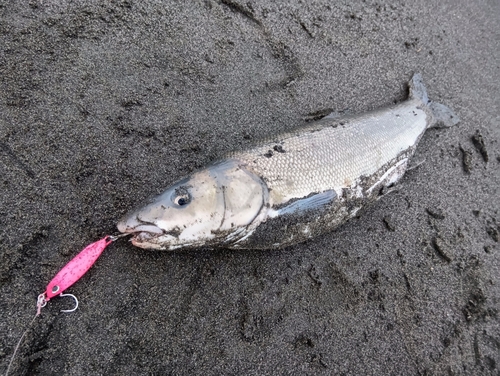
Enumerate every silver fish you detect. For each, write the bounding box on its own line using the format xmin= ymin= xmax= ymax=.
xmin=117 ymin=74 xmax=459 ymax=250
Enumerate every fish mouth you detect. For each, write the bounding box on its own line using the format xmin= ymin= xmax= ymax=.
xmin=131 ymin=229 xmax=160 ymax=242
xmin=128 ymin=227 xmax=177 ymax=250
xmin=131 ymin=232 xmax=173 ymax=249
xmin=117 ymin=217 xmax=166 ymax=245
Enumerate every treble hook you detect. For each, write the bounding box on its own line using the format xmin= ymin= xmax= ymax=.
xmin=59 ymin=293 xmax=79 ymax=313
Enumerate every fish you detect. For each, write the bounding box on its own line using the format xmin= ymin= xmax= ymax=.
xmin=117 ymin=74 xmax=459 ymax=250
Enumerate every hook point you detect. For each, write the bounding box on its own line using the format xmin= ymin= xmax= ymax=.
xmin=59 ymin=293 xmax=79 ymax=313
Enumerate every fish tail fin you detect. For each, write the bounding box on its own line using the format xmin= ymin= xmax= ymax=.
xmin=409 ymin=73 xmax=460 ymax=128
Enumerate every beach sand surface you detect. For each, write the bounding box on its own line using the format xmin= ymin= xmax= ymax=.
xmin=1 ymin=1 xmax=499 ymax=375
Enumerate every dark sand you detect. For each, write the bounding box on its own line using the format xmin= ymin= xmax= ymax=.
xmin=1 ymin=1 xmax=499 ymax=375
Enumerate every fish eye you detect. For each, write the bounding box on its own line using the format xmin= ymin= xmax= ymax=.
xmin=175 ymin=195 xmax=190 ymax=206
xmin=171 ymin=187 xmax=191 ymax=207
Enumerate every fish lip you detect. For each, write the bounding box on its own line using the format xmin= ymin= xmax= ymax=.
xmin=130 ymin=225 xmax=164 ymax=243
xmin=130 ymin=237 xmax=163 ymax=249
xmin=131 ymin=230 xmax=159 ymax=243
xmin=116 ymin=219 xmax=165 ymax=243
xmin=128 ymin=224 xmax=164 ymax=235
xmin=117 ymin=215 xmax=165 ymax=235
xmin=131 ymin=231 xmax=178 ymax=249
xmin=117 ymin=216 xmax=180 ymax=248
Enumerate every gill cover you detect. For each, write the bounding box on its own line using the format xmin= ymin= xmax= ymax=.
xmin=117 ymin=161 xmax=267 ymax=249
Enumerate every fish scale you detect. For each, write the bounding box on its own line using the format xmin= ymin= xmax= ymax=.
xmin=236 ymin=100 xmax=427 ymax=205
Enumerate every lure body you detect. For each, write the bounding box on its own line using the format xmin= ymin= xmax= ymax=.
xmin=44 ymin=237 xmax=112 ymax=300
xmin=117 ymin=74 xmax=459 ymax=250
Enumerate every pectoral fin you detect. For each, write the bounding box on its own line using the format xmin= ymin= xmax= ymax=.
xmin=268 ymin=190 xmax=337 ymax=218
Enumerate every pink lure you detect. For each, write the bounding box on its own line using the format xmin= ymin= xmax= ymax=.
xmin=45 ymin=237 xmax=113 ymax=300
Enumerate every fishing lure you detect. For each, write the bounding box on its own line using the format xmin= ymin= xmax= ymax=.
xmin=5 ymin=234 xmax=128 ymax=376
xmin=37 ymin=236 xmax=114 ymax=313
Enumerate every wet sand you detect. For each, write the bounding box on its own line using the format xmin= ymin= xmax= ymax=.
xmin=1 ymin=1 xmax=499 ymax=375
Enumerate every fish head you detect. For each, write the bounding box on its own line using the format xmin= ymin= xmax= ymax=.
xmin=117 ymin=160 xmax=267 ymax=250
